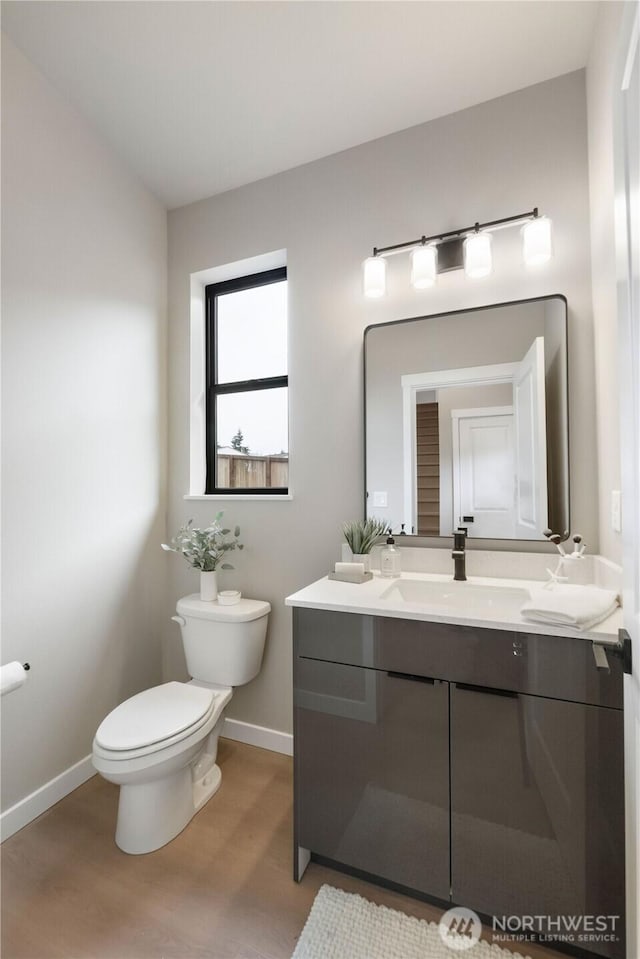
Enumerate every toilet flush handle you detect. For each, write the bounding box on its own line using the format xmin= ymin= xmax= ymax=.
xmin=171 ymin=615 xmax=186 ymax=627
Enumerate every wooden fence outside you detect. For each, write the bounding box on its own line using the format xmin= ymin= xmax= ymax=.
xmin=217 ymin=453 xmax=288 ymax=489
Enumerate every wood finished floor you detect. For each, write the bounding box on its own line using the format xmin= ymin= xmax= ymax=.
xmin=2 ymin=740 xmax=567 ymax=959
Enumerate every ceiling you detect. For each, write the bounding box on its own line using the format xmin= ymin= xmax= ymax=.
xmin=1 ymin=1 xmax=599 ymax=209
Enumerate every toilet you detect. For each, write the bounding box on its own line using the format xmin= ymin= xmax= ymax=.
xmin=92 ymin=594 xmax=270 ymax=854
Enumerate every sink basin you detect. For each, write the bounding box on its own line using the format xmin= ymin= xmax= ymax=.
xmin=381 ymin=578 xmax=529 ymax=613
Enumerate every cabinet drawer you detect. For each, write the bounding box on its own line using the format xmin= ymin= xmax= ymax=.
xmin=293 ymin=608 xmax=623 ymax=709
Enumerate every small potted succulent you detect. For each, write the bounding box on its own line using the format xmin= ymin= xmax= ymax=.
xmin=342 ymin=518 xmax=388 ymax=572
xmin=162 ymin=513 xmax=243 ymax=601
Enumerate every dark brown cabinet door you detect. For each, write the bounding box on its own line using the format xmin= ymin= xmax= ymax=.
xmin=450 ymin=683 xmax=625 ymax=959
xmin=295 ymin=657 xmax=450 ymax=901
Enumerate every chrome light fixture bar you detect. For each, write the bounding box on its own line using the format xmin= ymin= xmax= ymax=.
xmin=363 ymin=207 xmax=552 ymax=297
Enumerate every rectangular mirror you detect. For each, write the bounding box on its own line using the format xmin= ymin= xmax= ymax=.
xmin=364 ymin=296 xmax=569 ymax=541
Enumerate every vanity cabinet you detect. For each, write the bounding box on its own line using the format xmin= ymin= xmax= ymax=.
xmin=293 ymin=607 xmax=625 ymax=959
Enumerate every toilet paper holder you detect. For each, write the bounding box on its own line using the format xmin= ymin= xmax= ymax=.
xmin=1 ymin=661 xmax=31 ymax=697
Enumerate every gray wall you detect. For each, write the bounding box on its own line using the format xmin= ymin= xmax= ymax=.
xmin=1 ymin=36 xmax=168 ymax=811
xmin=167 ymin=70 xmax=595 ymax=736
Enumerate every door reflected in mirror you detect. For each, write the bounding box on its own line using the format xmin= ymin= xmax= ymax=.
xmin=365 ymin=297 xmax=569 ymax=542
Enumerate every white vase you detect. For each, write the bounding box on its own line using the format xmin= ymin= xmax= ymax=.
xmin=352 ymin=553 xmax=371 ymax=573
xmin=200 ymin=570 xmax=218 ymax=602
xmin=341 ymin=542 xmax=353 ymax=562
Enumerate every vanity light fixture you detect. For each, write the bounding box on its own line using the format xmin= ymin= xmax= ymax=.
xmin=363 ymin=208 xmax=552 ymax=296
xmin=363 ymin=254 xmax=386 ymax=298
xmin=410 ymin=243 xmax=438 ymax=288
xmin=463 ymin=228 xmax=493 ymax=279
xmin=522 ymin=214 xmax=553 ymax=266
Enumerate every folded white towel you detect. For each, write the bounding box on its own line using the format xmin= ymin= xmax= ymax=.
xmin=521 ymin=584 xmax=619 ymax=631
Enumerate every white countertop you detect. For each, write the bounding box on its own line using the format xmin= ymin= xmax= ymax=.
xmin=285 ymin=571 xmax=623 ymax=645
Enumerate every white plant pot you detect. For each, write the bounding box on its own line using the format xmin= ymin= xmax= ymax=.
xmin=352 ymin=553 xmax=371 ymax=573
xmin=200 ymin=570 xmax=218 ymax=602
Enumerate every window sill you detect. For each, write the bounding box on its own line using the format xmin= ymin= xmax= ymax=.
xmin=184 ymin=494 xmax=293 ymax=502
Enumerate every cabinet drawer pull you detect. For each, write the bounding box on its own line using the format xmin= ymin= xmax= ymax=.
xmin=387 ymin=671 xmax=435 ymax=685
xmin=592 ymin=643 xmax=610 ymax=672
xmin=455 ymin=682 xmax=518 ymax=698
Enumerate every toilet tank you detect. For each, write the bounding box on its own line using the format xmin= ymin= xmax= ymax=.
xmin=175 ymin=595 xmax=270 ymax=687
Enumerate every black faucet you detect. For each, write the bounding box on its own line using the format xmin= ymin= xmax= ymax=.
xmin=452 ymin=527 xmax=468 ymax=581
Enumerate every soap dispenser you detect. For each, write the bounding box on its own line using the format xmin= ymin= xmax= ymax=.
xmin=380 ymin=535 xmax=401 ymax=578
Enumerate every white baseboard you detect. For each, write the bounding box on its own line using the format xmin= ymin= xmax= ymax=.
xmin=1 ymin=721 xmax=292 ymax=842
xmin=222 ymin=717 xmax=293 ymax=756
xmin=1 ymin=754 xmax=95 ymax=843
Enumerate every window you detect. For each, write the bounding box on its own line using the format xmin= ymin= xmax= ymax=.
xmin=205 ymin=267 xmax=288 ymax=494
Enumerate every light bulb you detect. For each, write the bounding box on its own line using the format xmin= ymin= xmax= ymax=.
xmin=410 ymin=245 xmax=438 ymax=289
xmin=363 ymin=256 xmax=386 ymax=298
xmin=463 ymin=231 xmax=493 ymax=279
xmin=522 ymin=216 xmax=552 ymax=266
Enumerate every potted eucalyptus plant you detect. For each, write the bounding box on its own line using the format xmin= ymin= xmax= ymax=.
xmin=342 ymin=517 xmax=388 ymax=572
xmin=162 ymin=513 xmax=243 ymax=601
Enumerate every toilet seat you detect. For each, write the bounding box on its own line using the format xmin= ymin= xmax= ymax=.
xmin=94 ymin=682 xmax=226 ymax=761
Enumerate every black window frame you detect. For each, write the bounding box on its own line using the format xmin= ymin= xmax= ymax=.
xmin=205 ymin=266 xmax=288 ymax=495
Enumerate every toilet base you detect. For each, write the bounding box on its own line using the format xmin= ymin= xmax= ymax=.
xmin=115 ymin=756 xmax=223 ymax=855
xmin=193 ymin=759 xmax=222 ymax=812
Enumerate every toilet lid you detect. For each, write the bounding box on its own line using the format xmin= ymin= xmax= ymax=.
xmin=95 ymin=682 xmax=215 ymax=751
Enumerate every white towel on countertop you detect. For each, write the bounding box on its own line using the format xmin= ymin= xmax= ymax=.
xmin=521 ymin=583 xmax=619 ymax=631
